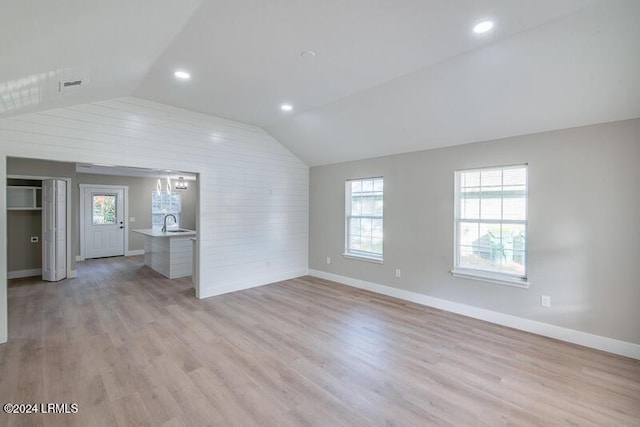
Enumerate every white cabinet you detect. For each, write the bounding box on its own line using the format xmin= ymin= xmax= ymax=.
xmin=7 ymin=186 xmax=42 ymax=210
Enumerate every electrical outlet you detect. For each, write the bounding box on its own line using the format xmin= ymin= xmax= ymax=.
xmin=541 ymin=295 xmax=551 ymax=308
xmin=30 ymin=236 xmax=39 ymax=243
xmin=326 ymin=256 xmax=331 ymax=265
xmin=129 ymin=217 xmax=136 ymax=223
xmin=395 ymin=268 xmax=401 ymax=278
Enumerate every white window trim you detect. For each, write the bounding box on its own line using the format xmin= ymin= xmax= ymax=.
xmin=452 ymin=164 xmax=528 ymax=288
xmin=342 ymin=252 xmax=384 ymax=264
xmin=344 ymin=177 xmax=384 ymax=262
xmin=451 ymin=268 xmax=529 ymax=288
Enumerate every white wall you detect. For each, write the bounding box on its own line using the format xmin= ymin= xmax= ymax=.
xmin=309 ymin=118 xmax=640 ymax=354
xmin=0 ymin=97 xmax=309 ymax=343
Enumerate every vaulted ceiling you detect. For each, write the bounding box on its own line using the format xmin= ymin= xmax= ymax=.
xmin=2 ymin=0 xmax=639 ymax=165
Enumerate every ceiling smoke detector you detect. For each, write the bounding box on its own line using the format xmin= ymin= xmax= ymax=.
xmin=300 ymin=50 xmax=316 ymax=59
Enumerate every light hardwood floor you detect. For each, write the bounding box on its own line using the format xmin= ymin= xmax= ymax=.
xmin=1 ymin=256 xmax=639 ymax=426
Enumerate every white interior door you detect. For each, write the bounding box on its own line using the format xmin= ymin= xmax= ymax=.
xmin=84 ymin=187 xmax=125 ymax=259
xmin=42 ymin=179 xmax=67 ymax=282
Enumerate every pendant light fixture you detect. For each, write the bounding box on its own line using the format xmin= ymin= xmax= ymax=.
xmin=166 ymin=176 xmax=172 ymax=194
xmin=156 ymin=170 xmax=162 ymax=193
xmin=175 ymin=176 xmax=188 ymax=190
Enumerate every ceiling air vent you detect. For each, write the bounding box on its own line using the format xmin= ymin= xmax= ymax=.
xmin=63 ymin=80 xmax=82 ymax=87
xmin=59 ymin=79 xmax=83 ymax=93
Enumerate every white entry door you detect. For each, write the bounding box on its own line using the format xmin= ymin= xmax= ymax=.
xmin=42 ymin=179 xmax=67 ymax=282
xmin=84 ymin=187 xmax=125 ymax=258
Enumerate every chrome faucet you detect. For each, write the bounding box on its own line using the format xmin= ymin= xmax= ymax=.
xmin=162 ymin=214 xmax=177 ymax=232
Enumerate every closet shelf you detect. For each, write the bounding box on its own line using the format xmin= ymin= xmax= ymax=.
xmin=7 ymin=185 xmax=42 ymax=210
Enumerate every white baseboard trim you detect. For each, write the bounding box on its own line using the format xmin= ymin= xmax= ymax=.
xmin=125 ymin=249 xmax=145 ymax=256
xmin=7 ymin=268 xmax=42 ymax=279
xmin=199 ymin=269 xmax=310 ymax=299
xmin=309 ymin=269 xmax=640 ymax=360
xmin=8 ymin=268 xmax=79 ymax=280
xmin=75 ymin=255 xmax=85 ymax=262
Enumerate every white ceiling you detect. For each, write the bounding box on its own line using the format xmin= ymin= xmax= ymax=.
xmin=268 ymin=1 xmax=640 ymax=165
xmin=0 ymin=0 xmax=203 ymax=115
xmin=3 ymin=0 xmax=639 ymax=166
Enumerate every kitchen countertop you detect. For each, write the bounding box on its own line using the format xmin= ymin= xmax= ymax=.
xmin=132 ymin=228 xmax=197 ymax=238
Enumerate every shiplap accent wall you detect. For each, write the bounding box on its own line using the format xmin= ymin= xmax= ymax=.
xmin=143 ymin=236 xmax=194 ymax=279
xmin=0 ymin=97 xmax=309 ymax=343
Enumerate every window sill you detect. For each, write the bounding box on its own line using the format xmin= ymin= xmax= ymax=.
xmin=450 ymin=269 xmax=529 ymax=288
xmin=343 ymin=253 xmax=384 ymax=264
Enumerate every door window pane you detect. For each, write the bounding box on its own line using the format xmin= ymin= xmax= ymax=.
xmin=92 ymin=194 xmax=117 ymax=225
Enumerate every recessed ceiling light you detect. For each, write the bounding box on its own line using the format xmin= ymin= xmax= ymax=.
xmin=473 ymin=20 xmax=494 ymax=34
xmin=280 ymin=104 xmax=293 ymax=112
xmin=174 ymin=70 xmax=191 ymax=80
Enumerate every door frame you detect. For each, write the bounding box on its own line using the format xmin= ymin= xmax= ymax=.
xmin=7 ymin=174 xmax=74 ymax=279
xmin=79 ymin=184 xmax=129 ymax=260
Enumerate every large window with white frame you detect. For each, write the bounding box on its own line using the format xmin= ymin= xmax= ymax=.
xmin=152 ymin=191 xmax=182 ymax=229
xmin=345 ymin=177 xmax=384 ymax=262
xmin=453 ymin=165 xmax=528 ymax=286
